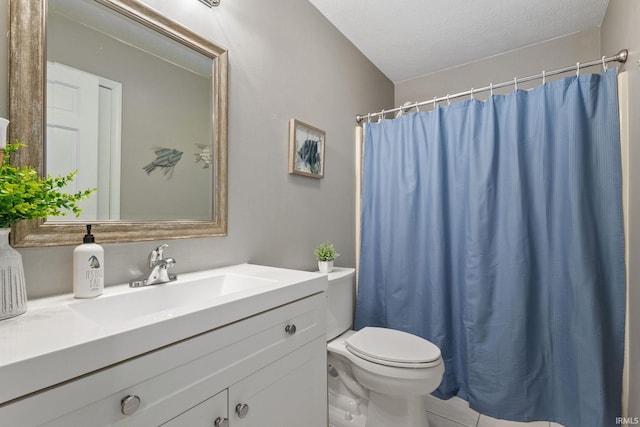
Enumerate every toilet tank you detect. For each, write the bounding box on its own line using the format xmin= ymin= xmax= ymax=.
xmin=325 ymin=267 xmax=356 ymax=341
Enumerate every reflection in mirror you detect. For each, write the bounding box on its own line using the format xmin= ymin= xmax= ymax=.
xmin=9 ymin=0 xmax=228 ymax=246
xmin=47 ymin=0 xmax=213 ymax=221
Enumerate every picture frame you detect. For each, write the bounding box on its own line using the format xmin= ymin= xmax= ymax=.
xmin=288 ymin=118 xmax=325 ymax=179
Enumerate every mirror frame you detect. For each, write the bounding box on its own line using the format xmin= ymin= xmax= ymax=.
xmin=8 ymin=0 xmax=228 ymax=247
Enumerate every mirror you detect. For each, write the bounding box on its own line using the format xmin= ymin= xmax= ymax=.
xmin=8 ymin=0 xmax=228 ymax=246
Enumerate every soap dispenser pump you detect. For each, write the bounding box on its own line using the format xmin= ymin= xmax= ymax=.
xmin=73 ymin=224 xmax=104 ymax=298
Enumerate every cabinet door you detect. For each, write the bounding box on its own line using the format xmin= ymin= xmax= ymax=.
xmin=229 ymin=337 xmax=327 ymax=427
xmin=160 ymin=389 xmax=227 ymax=427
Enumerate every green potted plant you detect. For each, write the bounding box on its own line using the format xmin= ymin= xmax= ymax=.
xmin=314 ymin=241 xmax=340 ymax=274
xmin=0 ymin=141 xmax=95 ymax=320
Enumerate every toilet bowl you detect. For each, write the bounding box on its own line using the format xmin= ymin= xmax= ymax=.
xmin=325 ymin=268 xmax=444 ymax=427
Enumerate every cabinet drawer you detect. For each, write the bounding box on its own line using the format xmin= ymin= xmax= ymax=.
xmin=0 ymin=293 xmax=326 ymax=427
xmin=160 ymin=389 xmax=227 ymax=427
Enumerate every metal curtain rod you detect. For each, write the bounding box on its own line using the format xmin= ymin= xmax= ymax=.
xmin=355 ymin=49 xmax=629 ymax=124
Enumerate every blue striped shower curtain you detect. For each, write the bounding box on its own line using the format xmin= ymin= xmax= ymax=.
xmin=354 ymin=69 xmax=625 ymax=426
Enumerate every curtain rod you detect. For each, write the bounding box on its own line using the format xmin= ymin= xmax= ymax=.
xmin=355 ymin=49 xmax=629 ymax=124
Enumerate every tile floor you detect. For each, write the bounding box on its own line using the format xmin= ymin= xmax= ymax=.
xmin=425 ymin=395 xmax=566 ymax=427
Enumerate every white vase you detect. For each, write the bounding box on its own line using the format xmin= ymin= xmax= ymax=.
xmin=0 ymin=228 xmax=27 ymax=320
xmin=0 ymin=117 xmax=8 ymax=165
xmin=318 ymin=260 xmax=334 ymax=274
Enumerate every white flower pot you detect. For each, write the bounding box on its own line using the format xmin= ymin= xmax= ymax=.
xmin=318 ymin=260 xmax=334 ymax=274
xmin=0 ymin=228 xmax=27 ymax=320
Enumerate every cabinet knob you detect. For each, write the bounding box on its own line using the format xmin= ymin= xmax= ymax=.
xmin=235 ymin=403 xmax=250 ymax=418
xmin=285 ymin=324 xmax=297 ymax=336
xmin=214 ymin=417 xmax=229 ymax=427
xmin=120 ymin=395 xmax=141 ymax=416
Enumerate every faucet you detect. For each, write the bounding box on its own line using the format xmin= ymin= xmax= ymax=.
xmin=130 ymin=244 xmax=178 ymax=287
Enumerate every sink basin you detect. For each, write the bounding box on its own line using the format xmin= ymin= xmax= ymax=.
xmin=68 ymin=272 xmax=277 ymax=324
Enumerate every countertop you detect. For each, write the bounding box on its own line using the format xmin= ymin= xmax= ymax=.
xmin=0 ymin=264 xmax=327 ymax=404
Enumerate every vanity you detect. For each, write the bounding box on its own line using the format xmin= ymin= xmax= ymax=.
xmin=0 ymin=264 xmax=328 ymax=426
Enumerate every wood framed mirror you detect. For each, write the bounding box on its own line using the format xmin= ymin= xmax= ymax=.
xmin=8 ymin=0 xmax=228 ymax=247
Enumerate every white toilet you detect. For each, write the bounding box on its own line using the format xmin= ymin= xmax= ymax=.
xmin=326 ymin=268 xmax=444 ymax=427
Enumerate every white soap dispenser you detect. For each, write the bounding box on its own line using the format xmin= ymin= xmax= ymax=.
xmin=73 ymin=224 xmax=104 ymax=298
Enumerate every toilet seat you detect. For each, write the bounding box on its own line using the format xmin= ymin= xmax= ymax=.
xmin=345 ymin=327 xmax=441 ymax=368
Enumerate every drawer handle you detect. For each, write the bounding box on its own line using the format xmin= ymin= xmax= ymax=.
xmin=285 ymin=324 xmax=297 ymax=336
xmin=120 ymin=394 xmax=141 ymax=416
xmin=236 ymin=403 xmax=250 ymax=418
xmin=214 ymin=417 xmax=229 ymax=427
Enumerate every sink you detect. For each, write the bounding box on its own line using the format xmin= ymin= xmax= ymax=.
xmin=68 ymin=272 xmax=277 ymax=324
xmin=0 ymin=263 xmax=327 ymax=405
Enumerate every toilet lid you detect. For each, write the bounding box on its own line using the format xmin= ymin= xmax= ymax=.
xmin=345 ymin=327 xmax=441 ymax=367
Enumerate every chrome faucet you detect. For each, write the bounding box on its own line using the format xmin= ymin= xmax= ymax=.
xmin=130 ymin=244 xmax=178 ymax=287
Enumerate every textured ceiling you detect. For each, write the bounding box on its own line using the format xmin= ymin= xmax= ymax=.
xmin=308 ymin=0 xmax=610 ymax=83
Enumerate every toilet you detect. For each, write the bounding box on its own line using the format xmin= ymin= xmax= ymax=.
xmin=326 ymin=268 xmax=444 ymax=427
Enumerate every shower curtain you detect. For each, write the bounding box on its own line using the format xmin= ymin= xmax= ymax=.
xmin=355 ymin=68 xmax=625 ymax=426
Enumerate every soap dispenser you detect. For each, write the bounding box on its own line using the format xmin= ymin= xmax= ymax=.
xmin=73 ymin=224 xmax=104 ymax=298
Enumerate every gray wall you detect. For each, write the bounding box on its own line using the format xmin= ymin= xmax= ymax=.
xmin=395 ymin=28 xmax=601 ymax=105
xmin=601 ymin=0 xmax=640 ymax=415
xmin=0 ymin=0 xmax=393 ymax=297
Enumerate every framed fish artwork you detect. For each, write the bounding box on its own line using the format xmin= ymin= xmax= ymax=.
xmin=288 ymin=119 xmax=325 ymax=179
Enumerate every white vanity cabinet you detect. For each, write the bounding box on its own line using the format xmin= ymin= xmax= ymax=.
xmin=0 ymin=292 xmax=327 ymax=427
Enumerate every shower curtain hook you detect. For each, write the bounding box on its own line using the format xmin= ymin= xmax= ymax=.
xmin=490 ymin=83 xmax=494 ymax=96
xmin=514 ymin=77 xmax=518 ymax=91
xmin=470 ymin=88 xmax=474 ymax=100
xmin=446 ymin=94 xmax=451 ymax=106
xmin=415 ymin=101 xmax=420 ymax=112
xmin=542 ymin=70 xmax=546 ymax=85
xmin=367 ymin=113 xmax=371 ymax=123
xmin=433 ymin=97 xmax=437 ymax=109
xmin=379 ymin=110 xmax=385 ymax=122
xmin=576 ymin=62 xmax=580 ymax=76
xmin=602 ymin=56 xmax=608 ymax=72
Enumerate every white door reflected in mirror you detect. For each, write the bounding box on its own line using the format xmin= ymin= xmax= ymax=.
xmin=46 ymin=62 xmax=122 ymax=221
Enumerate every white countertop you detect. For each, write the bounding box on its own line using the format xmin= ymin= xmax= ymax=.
xmin=0 ymin=264 xmax=326 ymax=404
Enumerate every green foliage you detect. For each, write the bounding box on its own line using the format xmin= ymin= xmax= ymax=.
xmin=0 ymin=142 xmax=96 ymax=228
xmin=314 ymin=241 xmax=340 ymax=262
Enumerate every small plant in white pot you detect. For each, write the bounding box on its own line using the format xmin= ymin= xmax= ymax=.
xmin=314 ymin=242 xmax=339 ymax=274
